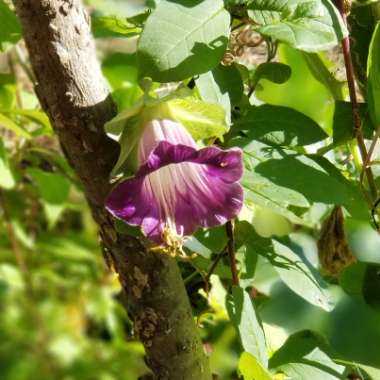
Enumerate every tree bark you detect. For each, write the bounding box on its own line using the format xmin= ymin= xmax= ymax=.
xmin=12 ymin=1 xmax=211 ymax=379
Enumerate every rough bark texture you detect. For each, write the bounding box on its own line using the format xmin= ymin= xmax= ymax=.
xmin=12 ymin=1 xmax=211 ymax=379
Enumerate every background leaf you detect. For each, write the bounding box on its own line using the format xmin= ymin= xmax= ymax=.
xmin=0 ymin=0 xmax=21 ymax=51
xmin=248 ymin=0 xmax=347 ymax=52
xmin=0 ymin=141 xmax=15 ymax=190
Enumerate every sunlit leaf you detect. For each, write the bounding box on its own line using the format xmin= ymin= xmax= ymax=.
xmin=137 ymin=0 xmax=230 ymax=82
xmin=226 ymin=286 xmax=268 ymax=368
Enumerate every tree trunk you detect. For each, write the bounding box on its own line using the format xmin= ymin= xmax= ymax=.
xmin=12 ymin=1 xmax=211 ymax=379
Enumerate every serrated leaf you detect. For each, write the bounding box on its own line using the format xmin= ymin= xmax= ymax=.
xmin=239 ymin=352 xmax=272 ymax=380
xmin=272 ymin=240 xmax=335 ymax=311
xmin=226 ymin=286 xmax=268 ymax=368
xmin=234 ymin=105 xmax=327 ymax=147
xmin=0 ymin=0 xmax=21 ymax=51
xmin=0 ymin=140 xmax=15 ymax=190
xmin=248 ymin=0 xmax=347 ymax=52
xmin=137 ymin=0 xmax=230 ymax=82
xmin=367 ymin=21 xmax=380 ymax=127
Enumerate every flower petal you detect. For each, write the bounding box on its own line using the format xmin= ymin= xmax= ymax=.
xmin=106 ymin=141 xmax=243 ymax=242
xmin=138 ymin=119 xmax=197 ymax=163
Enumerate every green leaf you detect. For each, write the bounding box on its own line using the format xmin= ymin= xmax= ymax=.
xmin=92 ymin=16 xmax=141 ymax=38
xmin=0 ymin=0 xmax=21 ymax=51
xmin=272 ymin=239 xmax=335 ymax=311
xmin=332 ymin=101 xmax=374 ymax=145
xmin=238 ymin=352 xmax=272 ymax=380
xmin=252 ymin=62 xmax=291 ymax=86
xmin=277 ymin=349 xmax=344 ymax=380
xmin=339 ymin=262 xmax=365 ymax=302
xmin=0 ymin=73 xmax=16 ymax=109
xmin=0 ymin=264 xmax=24 ymax=291
xmin=0 ymin=113 xmax=32 ymax=139
xmin=269 ymin=331 xmax=345 ymax=379
xmin=269 ymin=330 xmax=329 ymax=367
xmin=196 ymin=64 xmax=243 ymax=125
xmin=367 ymin=21 xmax=380 ymax=127
xmin=0 ymin=140 xmax=15 ymax=190
xmin=2 ymin=109 xmax=52 ymax=136
xmin=234 ymin=105 xmax=328 ymax=147
xmin=248 ymin=0 xmax=347 ymax=52
xmin=183 ymin=236 xmax=212 ymax=259
xmin=37 ymin=235 xmax=95 ymax=262
xmin=27 ymin=168 xmax=71 ymax=228
xmin=235 ymin=139 xmax=309 ymax=225
xmin=359 ymin=364 xmax=380 ymax=380
xmin=302 ymin=52 xmax=345 ymax=100
xmin=165 ymin=96 xmax=227 ymax=140
xmin=102 ymin=53 xmax=143 ymax=110
xmin=86 ymin=0 xmax=150 ymax=17
xmin=254 ymin=153 xmax=368 ymax=219
xmin=235 ymin=221 xmax=273 ymax=285
xmin=137 ymin=0 xmax=230 ymax=82
xmin=235 ymin=139 xmax=366 ymax=226
xmin=226 ymin=286 xmax=268 ymax=368
xmin=346 ymin=219 xmax=380 ymax=265
xmin=255 ymin=45 xmax=335 ymax=131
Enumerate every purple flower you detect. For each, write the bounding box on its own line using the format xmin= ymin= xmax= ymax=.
xmin=106 ymin=119 xmax=243 ymax=243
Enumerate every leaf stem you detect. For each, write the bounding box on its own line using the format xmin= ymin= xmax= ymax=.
xmin=226 ymin=220 xmax=239 ymax=286
xmin=337 ymin=0 xmax=378 ymax=202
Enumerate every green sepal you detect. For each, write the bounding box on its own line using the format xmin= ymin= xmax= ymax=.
xmin=104 ymin=89 xmax=228 ymax=177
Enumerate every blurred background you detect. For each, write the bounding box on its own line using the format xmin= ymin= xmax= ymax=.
xmin=1 ymin=0 xmax=380 ymax=379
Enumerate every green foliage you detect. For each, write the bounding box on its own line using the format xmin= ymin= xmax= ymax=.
xmin=3 ymin=0 xmax=380 ymax=379
xmin=367 ymin=21 xmax=380 ymax=127
xmin=0 ymin=140 xmax=15 ymax=189
xmin=137 ymin=0 xmax=230 ymax=82
xmin=226 ymin=286 xmax=268 ymax=368
xmin=0 ymin=1 xmax=21 ymax=51
xmin=248 ymin=0 xmax=347 ymax=52
xmin=234 ymin=104 xmax=328 ymax=146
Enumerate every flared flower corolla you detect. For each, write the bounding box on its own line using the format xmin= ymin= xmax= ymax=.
xmin=106 ymin=119 xmax=243 ymax=243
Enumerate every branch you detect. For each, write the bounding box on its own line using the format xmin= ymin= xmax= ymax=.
xmin=12 ymin=1 xmax=211 ymax=379
xmin=337 ymin=0 xmax=378 ymax=202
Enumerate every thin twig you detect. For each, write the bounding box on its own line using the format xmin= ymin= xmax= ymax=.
xmin=226 ymin=220 xmax=239 ymax=286
xmin=360 ymin=126 xmax=380 ymax=184
xmin=337 ymin=0 xmax=378 ymax=202
xmin=204 ymin=248 xmax=227 ymax=293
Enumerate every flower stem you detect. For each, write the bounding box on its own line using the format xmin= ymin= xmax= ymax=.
xmin=226 ymin=221 xmax=240 ymax=286
xmin=337 ymin=0 xmax=378 ymax=202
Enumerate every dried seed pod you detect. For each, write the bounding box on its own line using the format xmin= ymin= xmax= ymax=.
xmin=318 ymin=206 xmax=355 ymax=276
